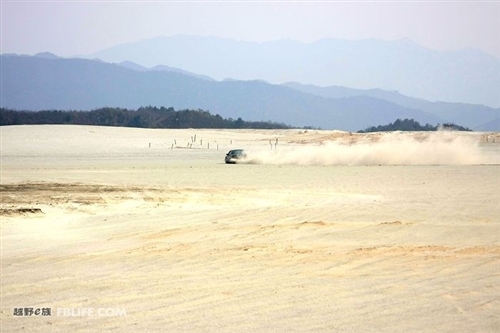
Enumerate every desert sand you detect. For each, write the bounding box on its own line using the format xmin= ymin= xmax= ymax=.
xmin=1 ymin=125 xmax=499 ymax=332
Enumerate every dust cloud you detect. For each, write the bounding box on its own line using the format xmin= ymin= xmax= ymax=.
xmin=244 ymin=134 xmax=496 ymax=166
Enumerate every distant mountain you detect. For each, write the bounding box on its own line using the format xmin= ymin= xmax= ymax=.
xmin=34 ymin=52 xmax=60 ymax=59
xmin=150 ymin=64 xmax=215 ymax=81
xmin=86 ymin=35 xmax=500 ymax=108
xmin=1 ymin=54 xmax=449 ymax=131
xmin=118 ymin=60 xmax=214 ymax=81
xmin=476 ymin=118 xmax=500 ymax=132
xmin=118 ymin=60 xmax=148 ymax=71
xmin=283 ymin=82 xmax=500 ymax=130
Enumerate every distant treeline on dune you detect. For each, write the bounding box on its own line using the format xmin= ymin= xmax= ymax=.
xmin=1 ymin=107 xmax=472 ymax=132
xmin=0 ymin=106 xmax=291 ymax=129
xmin=358 ymin=118 xmax=472 ymax=133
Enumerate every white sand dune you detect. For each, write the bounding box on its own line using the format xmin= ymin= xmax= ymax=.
xmin=1 ymin=125 xmax=499 ymax=332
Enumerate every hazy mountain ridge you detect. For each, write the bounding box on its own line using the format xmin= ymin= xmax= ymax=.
xmin=86 ymin=35 xmax=500 ymax=108
xmin=282 ymin=82 xmax=500 ymax=130
xmin=1 ymin=54 xmax=497 ymax=131
xmin=118 ymin=60 xmax=215 ymax=81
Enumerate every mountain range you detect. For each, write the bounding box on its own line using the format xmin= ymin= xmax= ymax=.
xmin=1 ymin=53 xmax=499 ymax=131
xmin=85 ymin=35 xmax=500 ymax=108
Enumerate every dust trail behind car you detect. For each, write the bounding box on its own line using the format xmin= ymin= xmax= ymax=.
xmin=241 ymin=131 xmax=499 ymax=166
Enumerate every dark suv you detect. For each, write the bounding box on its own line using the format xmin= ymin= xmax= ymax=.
xmin=225 ymin=149 xmax=247 ymax=164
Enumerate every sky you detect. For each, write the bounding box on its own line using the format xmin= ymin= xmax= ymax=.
xmin=1 ymin=0 xmax=499 ymax=58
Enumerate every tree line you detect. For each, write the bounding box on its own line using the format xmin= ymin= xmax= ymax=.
xmin=358 ymin=118 xmax=472 ymax=133
xmin=1 ymin=108 xmax=472 ymax=132
xmin=0 ymin=106 xmax=291 ymax=129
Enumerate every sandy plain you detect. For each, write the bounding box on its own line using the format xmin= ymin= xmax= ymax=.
xmin=1 ymin=125 xmax=499 ymax=332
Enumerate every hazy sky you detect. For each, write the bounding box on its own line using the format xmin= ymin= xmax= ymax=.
xmin=1 ymin=1 xmax=499 ymax=58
